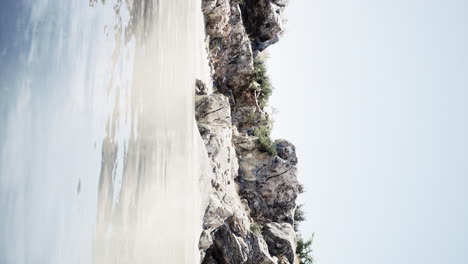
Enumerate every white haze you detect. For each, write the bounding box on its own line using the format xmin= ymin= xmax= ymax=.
xmin=0 ymin=0 xmax=211 ymax=263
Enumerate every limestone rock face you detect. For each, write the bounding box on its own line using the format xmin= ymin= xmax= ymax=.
xmin=275 ymin=139 xmax=298 ymax=165
xmin=196 ymin=92 xmax=252 ymax=261
xmin=196 ymin=90 xmax=300 ymax=263
xmin=202 ymin=0 xmax=254 ymax=95
xmin=202 ymin=215 xmax=278 ymax=264
xmin=241 ymin=0 xmax=288 ymax=51
xmin=197 ymin=1 xmax=301 ymax=263
xmin=202 ymin=0 xmax=231 ymax=38
xmin=263 ymin=223 xmax=297 ymax=263
xmin=236 ymin=138 xmax=300 ymax=224
xmin=201 ymin=0 xmax=288 ymax=109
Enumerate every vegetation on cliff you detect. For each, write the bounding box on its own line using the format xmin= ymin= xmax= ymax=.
xmin=254 ymin=124 xmax=277 ymax=156
xmin=199 ymin=0 xmax=314 ymax=262
xmin=294 ymin=205 xmax=315 ymax=264
xmin=297 ymin=235 xmax=315 ymax=264
xmin=252 ymin=57 xmax=273 ymax=108
xmin=249 ymin=44 xmax=315 ymax=264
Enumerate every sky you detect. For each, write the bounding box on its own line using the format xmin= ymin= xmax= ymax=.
xmin=268 ymin=0 xmax=468 ymax=263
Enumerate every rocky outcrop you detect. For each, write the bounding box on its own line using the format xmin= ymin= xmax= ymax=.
xmin=263 ymin=223 xmax=297 ymax=263
xmin=236 ymin=138 xmax=300 ymax=224
xmin=201 ymin=0 xmax=289 ymax=117
xmin=241 ymin=0 xmax=288 ymax=52
xmin=197 ymin=1 xmax=299 ymax=263
xmin=196 ymin=94 xmax=299 ymax=264
xmin=196 ymin=91 xmax=251 ymax=262
xmin=202 ymin=0 xmax=254 ymax=97
xmin=202 ymin=215 xmax=277 ymax=264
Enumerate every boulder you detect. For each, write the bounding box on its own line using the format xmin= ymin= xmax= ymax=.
xmin=263 ymin=223 xmax=296 ymax=263
xmin=241 ymin=0 xmax=288 ymax=51
xmin=203 ymin=216 xmax=278 ymax=264
xmin=235 ymin=137 xmax=300 ymax=224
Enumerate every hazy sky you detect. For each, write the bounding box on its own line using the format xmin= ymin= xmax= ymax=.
xmin=268 ymin=0 xmax=468 ymax=263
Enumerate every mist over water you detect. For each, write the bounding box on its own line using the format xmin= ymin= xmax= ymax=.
xmin=0 ymin=0 xmax=210 ymax=263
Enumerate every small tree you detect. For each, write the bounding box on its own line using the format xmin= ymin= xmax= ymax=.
xmin=254 ymin=125 xmax=277 ymax=156
xmin=294 ymin=204 xmax=306 ymax=232
xmin=252 ymin=57 xmax=273 ymax=108
xmin=296 ymin=234 xmax=314 ymax=264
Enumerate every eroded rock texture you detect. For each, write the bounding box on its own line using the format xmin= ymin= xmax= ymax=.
xmin=237 ymin=139 xmax=300 ymax=224
xmin=202 ymin=0 xmax=254 ymax=96
xmin=197 ymin=1 xmax=300 ymax=263
xmin=241 ymin=0 xmax=288 ymax=52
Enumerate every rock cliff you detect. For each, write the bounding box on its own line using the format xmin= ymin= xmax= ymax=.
xmin=197 ymin=0 xmax=301 ymax=263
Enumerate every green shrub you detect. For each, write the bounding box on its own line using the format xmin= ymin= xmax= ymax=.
xmin=246 ymin=112 xmax=258 ymax=124
xmin=250 ymin=222 xmax=263 ymax=236
xmin=252 ymin=57 xmax=273 ymax=108
xmin=254 ymin=125 xmax=277 ymax=156
xmin=245 ymin=112 xmax=272 ymax=127
xmin=294 ymin=204 xmax=306 ymax=232
xmin=296 ymin=234 xmax=314 ymax=264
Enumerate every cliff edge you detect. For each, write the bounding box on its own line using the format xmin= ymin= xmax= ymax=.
xmin=196 ymin=1 xmax=302 ymax=263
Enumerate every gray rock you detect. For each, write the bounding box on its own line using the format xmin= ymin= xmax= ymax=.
xmin=202 ymin=0 xmax=255 ymax=102
xmin=198 ymin=1 xmax=300 ymax=263
xmin=196 ymin=95 xmax=299 ymax=262
xmin=250 ymin=232 xmax=279 ymax=264
xmin=196 ymin=93 xmax=252 ymax=260
xmin=196 ymin=79 xmax=209 ymax=95
xmin=202 ymin=0 xmax=289 ymax=110
xmin=196 ymin=96 xmax=300 ymax=263
xmin=275 ymin=139 xmax=298 ymax=165
xmin=235 ymin=136 xmax=300 ymax=224
xmin=263 ymin=223 xmax=296 ymax=263
xmin=241 ymin=0 xmax=288 ymax=51
xmin=202 ymin=0 xmax=231 ymax=38
xmin=203 ymin=216 xmax=278 ymax=264
xmin=210 ymin=217 xmax=250 ymax=263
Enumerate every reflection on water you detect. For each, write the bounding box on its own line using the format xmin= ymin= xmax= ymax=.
xmin=0 ymin=0 xmax=210 ymax=263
